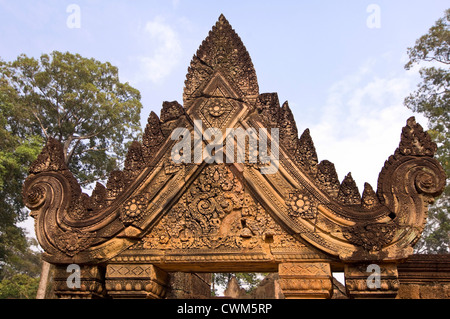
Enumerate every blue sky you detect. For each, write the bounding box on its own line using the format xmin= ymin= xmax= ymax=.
xmin=1 ymin=1 xmax=448 ymax=237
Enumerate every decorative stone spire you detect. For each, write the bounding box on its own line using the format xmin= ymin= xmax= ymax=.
xmin=337 ymin=173 xmax=361 ymax=205
xmin=398 ymin=117 xmax=437 ymax=157
xmin=91 ymin=182 xmax=107 ymax=210
xmin=124 ymin=141 xmax=146 ymax=180
xmin=142 ymin=111 xmax=165 ymax=164
xmin=257 ymin=93 xmax=280 ymax=128
xmin=296 ymin=128 xmax=318 ymax=174
xmin=361 ymin=182 xmax=380 ymax=210
xmin=316 ymin=160 xmax=340 ymax=198
xmin=278 ymin=101 xmax=299 ymax=154
xmin=160 ymin=101 xmax=185 ymax=123
xmin=183 ymin=14 xmax=259 ymax=106
xmin=29 ymin=137 xmax=68 ymax=174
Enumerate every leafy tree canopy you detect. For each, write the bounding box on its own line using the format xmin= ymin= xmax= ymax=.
xmin=2 ymin=51 xmax=143 ymax=186
xmin=0 ymin=274 xmax=40 ymax=299
xmin=404 ymin=9 xmax=450 ymax=253
xmin=0 ymin=51 xmax=143 ymax=287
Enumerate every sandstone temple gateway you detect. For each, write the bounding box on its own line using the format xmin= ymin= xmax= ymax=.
xmin=23 ymin=15 xmax=448 ymax=299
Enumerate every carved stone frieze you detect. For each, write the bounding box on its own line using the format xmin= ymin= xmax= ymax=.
xmin=342 ymin=223 xmax=397 ymax=252
xmin=278 ymin=262 xmax=333 ymax=299
xmin=105 ymin=264 xmax=168 ymax=299
xmin=344 ymin=263 xmax=400 ymax=299
xmin=53 ymin=265 xmax=106 ymax=299
xmin=135 ymin=164 xmax=306 ymax=252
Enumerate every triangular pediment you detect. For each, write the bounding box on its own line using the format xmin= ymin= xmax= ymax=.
xmin=114 ymin=163 xmax=327 ymax=271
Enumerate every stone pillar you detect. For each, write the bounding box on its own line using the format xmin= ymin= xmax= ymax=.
xmin=278 ymin=262 xmax=333 ymax=299
xmin=344 ymin=263 xmax=399 ymax=299
xmin=105 ymin=264 xmax=169 ymax=299
xmin=53 ymin=264 xmax=106 ymax=299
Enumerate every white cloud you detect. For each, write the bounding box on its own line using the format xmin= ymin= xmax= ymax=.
xmin=305 ymin=55 xmax=427 ymax=191
xmin=134 ymin=16 xmax=182 ymax=84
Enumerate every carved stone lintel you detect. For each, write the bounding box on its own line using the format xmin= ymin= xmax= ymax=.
xmin=105 ymin=264 xmax=169 ymax=299
xmin=278 ymin=262 xmax=333 ymax=299
xmin=344 ymin=263 xmax=399 ymax=299
xmin=53 ymin=265 xmax=106 ymax=299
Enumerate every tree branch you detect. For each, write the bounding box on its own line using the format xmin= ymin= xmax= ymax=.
xmin=31 ymin=110 xmax=49 ymax=140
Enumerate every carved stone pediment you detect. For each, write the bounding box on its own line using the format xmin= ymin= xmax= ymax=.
xmin=23 ymin=15 xmax=446 ymax=299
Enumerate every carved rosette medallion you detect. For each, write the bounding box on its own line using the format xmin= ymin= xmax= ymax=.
xmin=120 ymin=195 xmax=147 ymax=225
xmin=199 ymin=96 xmax=235 ymax=129
xmin=286 ymin=192 xmax=318 ymax=220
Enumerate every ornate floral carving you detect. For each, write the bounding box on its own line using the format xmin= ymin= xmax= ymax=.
xmin=120 ymin=195 xmax=147 ymax=225
xmin=183 ymin=14 xmax=259 ymax=105
xmin=199 ymin=95 xmax=236 ymax=128
xmin=137 ymin=164 xmax=302 ymax=251
xmin=106 ymin=170 xmax=126 ymax=200
xmin=91 ymin=182 xmax=107 ymax=210
xmin=343 ymin=222 xmax=397 ymax=251
xmin=160 ymin=101 xmax=185 ymax=123
xmin=278 ymin=101 xmax=299 ymax=154
xmin=142 ymin=112 xmax=165 ymax=164
xmin=124 ymin=141 xmax=146 ymax=181
xmin=257 ymin=93 xmax=280 ymax=128
xmin=68 ymin=193 xmax=93 ymax=220
xmin=160 ymin=101 xmax=185 ymax=137
xmin=53 ymin=228 xmax=96 ymax=257
xmin=286 ymin=192 xmax=317 ymax=219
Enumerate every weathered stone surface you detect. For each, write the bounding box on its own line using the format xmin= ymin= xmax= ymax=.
xmin=397 ymin=254 xmax=450 ymax=299
xmin=167 ymin=272 xmax=211 ymax=299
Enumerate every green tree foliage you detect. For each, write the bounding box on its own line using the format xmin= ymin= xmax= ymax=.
xmin=0 ymin=274 xmax=40 ymax=299
xmin=0 ymin=51 xmax=143 ymax=295
xmin=3 ymin=51 xmax=143 ymax=186
xmin=404 ymin=9 xmax=450 ymax=253
xmin=0 ymin=72 xmax=43 ymax=281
